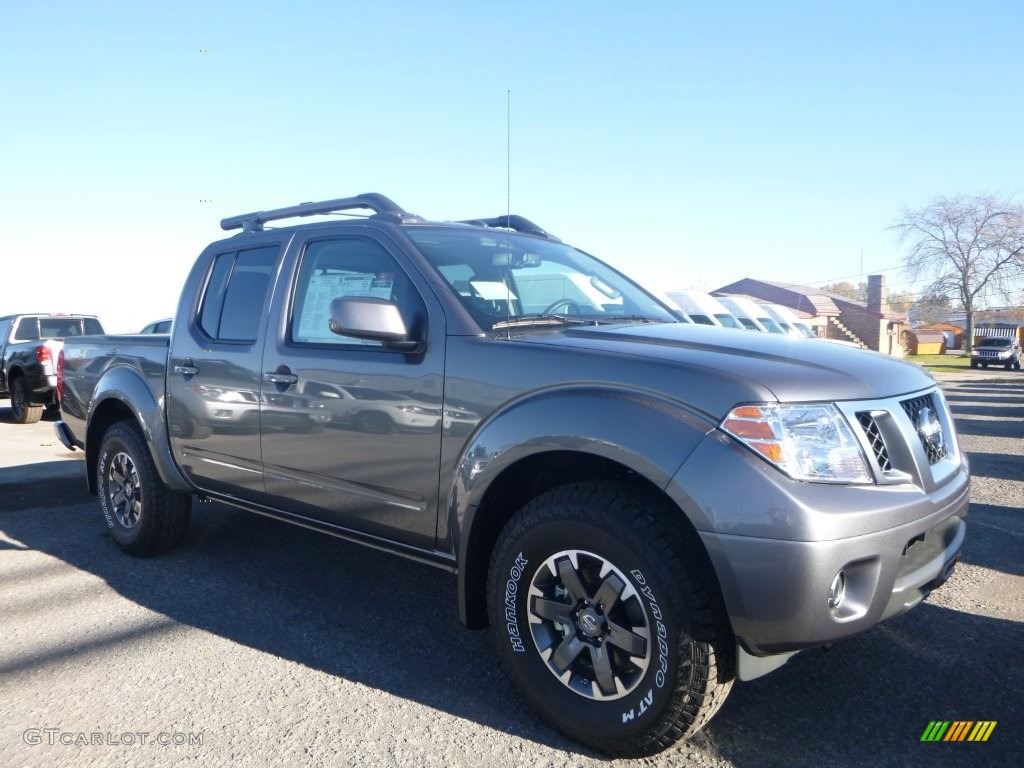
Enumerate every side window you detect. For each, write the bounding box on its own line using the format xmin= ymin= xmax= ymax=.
xmin=14 ymin=317 xmax=40 ymax=341
xmin=291 ymin=238 xmax=422 ymax=347
xmin=198 ymin=246 xmax=278 ymax=342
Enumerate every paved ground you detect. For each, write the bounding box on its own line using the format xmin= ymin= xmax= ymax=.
xmin=0 ymin=374 xmax=1021 ymax=767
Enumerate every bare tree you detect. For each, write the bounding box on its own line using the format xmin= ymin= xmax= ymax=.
xmin=820 ymin=281 xmax=866 ymax=302
xmin=892 ymin=194 xmax=1024 ymax=352
xmin=913 ymin=292 xmax=953 ymax=326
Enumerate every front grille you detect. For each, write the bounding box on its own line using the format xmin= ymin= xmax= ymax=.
xmin=857 ymin=412 xmax=891 ymax=471
xmin=900 ymin=394 xmax=948 ymax=465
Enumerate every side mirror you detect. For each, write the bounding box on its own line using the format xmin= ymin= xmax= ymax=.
xmin=329 ymin=296 xmax=422 ymax=352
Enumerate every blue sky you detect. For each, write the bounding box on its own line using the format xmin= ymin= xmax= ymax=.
xmin=3 ymin=1 xmax=1022 ymax=331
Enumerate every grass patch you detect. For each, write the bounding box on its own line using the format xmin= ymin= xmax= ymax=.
xmin=906 ymin=354 xmax=972 ymax=372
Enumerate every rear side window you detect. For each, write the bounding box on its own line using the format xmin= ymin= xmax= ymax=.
xmin=199 ymin=246 xmax=278 ymax=342
xmin=14 ymin=317 xmax=40 ymax=341
xmin=83 ymin=318 xmax=104 ymax=334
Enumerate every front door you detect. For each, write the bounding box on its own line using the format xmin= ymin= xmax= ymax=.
xmin=259 ymin=234 xmax=444 ymax=550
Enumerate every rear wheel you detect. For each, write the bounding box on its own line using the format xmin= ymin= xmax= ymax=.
xmin=97 ymin=421 xmax=191 ymax=556
xmin=488 ymin=481 xmax=733 ymax=757
xmin=10 ymin=378 xmax=43 ymax=424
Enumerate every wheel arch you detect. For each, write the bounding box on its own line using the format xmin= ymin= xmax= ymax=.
xmin=85 ymin=368 xmax=191 ymax=495
xmin=451 ymin=387 xmax=718 ymax=630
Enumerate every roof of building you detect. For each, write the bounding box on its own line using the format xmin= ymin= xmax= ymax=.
xmin=713 ymin=278 xmax=908 ymax=322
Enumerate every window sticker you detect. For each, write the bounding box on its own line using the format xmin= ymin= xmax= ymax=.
xmin=296 ymin=271 xmax=391 ymax=345
xmin=471 ymin=281 xmax=518 ymax=301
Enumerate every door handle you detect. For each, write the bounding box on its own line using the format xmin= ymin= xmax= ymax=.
xmin=263 ymin=372 xmax=298 ymax=386
xmin=174 ymin=361 xmax=199 ymax=376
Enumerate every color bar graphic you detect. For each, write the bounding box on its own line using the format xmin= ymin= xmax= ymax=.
xmin=920 ymin=721 xmax=996 ymax=742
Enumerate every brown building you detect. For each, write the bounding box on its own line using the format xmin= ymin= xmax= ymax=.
xmin=713 ymin=275 xmax=909 ymax=356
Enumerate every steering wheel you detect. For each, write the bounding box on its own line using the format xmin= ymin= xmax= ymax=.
xmin=543 ymin=298 xmax=583 ymax=315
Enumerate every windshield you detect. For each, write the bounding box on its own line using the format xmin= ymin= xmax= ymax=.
xmin=757 ymin=316 xmax=786 ymax=334
xmin=978 ymin=338 xmax=1010 ymax=348
xmin=714 ymin=313 xmax=743 ymax=329
xmin=405 ymin=227 xmax=676 ymax=330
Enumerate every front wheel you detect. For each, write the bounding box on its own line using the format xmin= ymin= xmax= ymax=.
xmin=10 ymin=378 xmax=43 ymax=424
xmin=97 ymin=421 xmax=191 ymax=556
xmin=487 ymin=481 xmax=733 ymax=757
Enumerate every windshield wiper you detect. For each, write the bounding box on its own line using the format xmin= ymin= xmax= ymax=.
xmin=491 ymin=314 xmax=592 ymax=330
xmin=594 ymin=315 xmax=668 ymax=325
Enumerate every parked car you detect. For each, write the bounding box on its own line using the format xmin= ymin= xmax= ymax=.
xmin=664 ymin=289 xmax=743 ymax=328
xmin=714 ymin=296 xmax=783 ymax=333
xmin=970 ymin=336 xmax=1021 ymax=369
xmin=56 ymin=193 xmax=968 ymax=757
xmin=0 ymin=313 xmax=104 ymax=423
xmin=758 ymin=303 xmax=817 ymax=339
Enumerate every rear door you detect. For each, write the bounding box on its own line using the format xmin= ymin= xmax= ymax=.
xmin=258 ymin=230 xmax=446 ymax=550
xmin=167 ymin=241 xmax=283 ymax=497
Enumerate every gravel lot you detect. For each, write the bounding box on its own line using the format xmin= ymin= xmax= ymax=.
xmin=1 ymin=372 xmax=1021 ymax=768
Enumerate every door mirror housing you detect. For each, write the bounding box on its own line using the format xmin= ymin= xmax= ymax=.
xmin=329 ymin=296 xmax=422 ymax=352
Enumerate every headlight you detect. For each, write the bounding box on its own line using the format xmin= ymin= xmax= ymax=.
xmin=720 ymin=403 xmax=872 ymax=484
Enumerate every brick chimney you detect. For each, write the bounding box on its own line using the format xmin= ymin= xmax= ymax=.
xmin=867 ymin=274 xmax=887 ymax=313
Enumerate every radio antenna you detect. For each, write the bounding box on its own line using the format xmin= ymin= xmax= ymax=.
xmin=506 ymin=89 xmax=511 ymax=225
xmin=504 ymin=88 xmax=512 ymax=339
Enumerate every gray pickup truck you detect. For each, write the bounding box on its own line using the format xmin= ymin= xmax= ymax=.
xmin=56 ymin=194 xmax=969 ymax=756
xmin=0 ymin=313 xmax=105 ymax=423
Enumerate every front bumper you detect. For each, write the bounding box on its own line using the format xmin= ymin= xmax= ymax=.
xmin=668 ymin=408 xmax=969 ymax=675
xmin=697 ymin=501 xmax=966 ymax=658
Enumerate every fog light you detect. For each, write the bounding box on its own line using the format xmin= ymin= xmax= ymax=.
xmin=828 ymin=571 xmax=846 ymax=611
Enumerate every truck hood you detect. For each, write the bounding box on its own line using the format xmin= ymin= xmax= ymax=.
xmin=514 ymin=322 xmax=934 ymax=403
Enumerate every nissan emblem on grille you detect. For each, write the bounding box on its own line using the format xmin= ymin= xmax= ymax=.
xmin=917 ymin=406 xmax=945 ymax=462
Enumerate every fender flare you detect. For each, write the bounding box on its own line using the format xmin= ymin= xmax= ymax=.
xmin=449 ymin=385 xmax=715 ymax=627
xmin=86 ymin=365 xmax=191 ymax=494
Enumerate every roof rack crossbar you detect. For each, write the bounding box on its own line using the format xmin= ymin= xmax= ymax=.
xmin=458 ymin=215 xmax=560 ymax=242
xmin=221 ymin=193 xmax=415 ymax=232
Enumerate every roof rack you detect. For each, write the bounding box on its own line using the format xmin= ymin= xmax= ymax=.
xmin=220 ymin=193 xmax=423 ymax=232
xmin=458 ymin=215 xmax=560 ymax=242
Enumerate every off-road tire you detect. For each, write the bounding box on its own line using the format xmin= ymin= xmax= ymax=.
xmin=10 ymin=377 xmax=43 ymax=424
xmin=97 ymin=421 xmax=191 ymax=556
xmin=487 ymin=481 xmax=734 ymax=757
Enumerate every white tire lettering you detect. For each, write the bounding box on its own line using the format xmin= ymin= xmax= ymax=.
xmin=504 ymin=552 xmax=529 ymax=652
